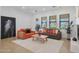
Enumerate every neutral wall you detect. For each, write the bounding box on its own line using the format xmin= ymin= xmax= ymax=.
xmin=1 ymin=7 xmax=33 ymax=30
xmin=0 ymin=7 xmax=1 ymax=39
xmin=0 ymin=6 xmax=33 ymax=38
xmin=74 ymin=7 xmax=79 ymax=39
xmin=0 ymin=17 xmax=1 ymax=39
xmin=33 ymin=7 xmax=76 ymax=38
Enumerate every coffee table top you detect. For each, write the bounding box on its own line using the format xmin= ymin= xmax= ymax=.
xmin=32 ymin=34 xmax=48 ymax=38
xmin=40 ymin=35 xmax=48 ymax=38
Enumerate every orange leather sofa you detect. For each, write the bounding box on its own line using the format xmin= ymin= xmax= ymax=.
xmin=17 ymin=29 xmax=35 ymax=39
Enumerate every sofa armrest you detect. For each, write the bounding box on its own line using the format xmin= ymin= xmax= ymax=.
xmin=17 ymin=31 xmax=26 ymax=38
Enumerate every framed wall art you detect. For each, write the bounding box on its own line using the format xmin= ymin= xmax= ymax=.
xmin=1 ymin=16 xmax=16 ymax=39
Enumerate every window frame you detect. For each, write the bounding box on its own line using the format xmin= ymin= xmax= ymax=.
xmin=41 ymin=17 xmax=47 ymax=28
xmin=59 ymin=14 xmax=70 ymax=29
xmin=49 ymin=15 xmax=57 ymax=29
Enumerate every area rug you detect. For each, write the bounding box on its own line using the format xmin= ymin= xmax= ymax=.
xmin=13 ymin=38 xmax=64 ymax=53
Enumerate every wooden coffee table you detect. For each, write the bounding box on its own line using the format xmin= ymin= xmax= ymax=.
xmin=32 ymin=34 xmax=48 ymax=43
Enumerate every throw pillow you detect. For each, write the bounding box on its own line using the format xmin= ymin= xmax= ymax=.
xmin=25 ymin=29 xmax=31 ymax=33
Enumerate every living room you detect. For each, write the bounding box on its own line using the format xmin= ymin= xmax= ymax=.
xmin=0 ymin=6 xmax=79 ymax=53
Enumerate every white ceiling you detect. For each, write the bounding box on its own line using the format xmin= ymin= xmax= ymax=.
xmin=13 ymin=6 xmax=61 ymax=14
xmin=2 ymin=6 xmax=74 ymax=15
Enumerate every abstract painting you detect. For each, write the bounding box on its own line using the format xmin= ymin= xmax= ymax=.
xmin=1 ymin=16 xmax=16 ymax=39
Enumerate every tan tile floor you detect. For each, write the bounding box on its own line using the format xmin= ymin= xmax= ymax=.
xmin=0 ymin=37 xmax=71 ymax=53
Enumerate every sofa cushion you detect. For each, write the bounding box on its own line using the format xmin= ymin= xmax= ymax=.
xmin=17 ymin=28 xmax=35 ymax=39
xmin=40 ymin=29 xmax=61 ymax=40
xmin=46 ymin=29 xmax=58 ymax=35
xmin=25 ymin=29 xmax=31 ymax=33
xmin=43 ymin=29 xmax=47 ymax=33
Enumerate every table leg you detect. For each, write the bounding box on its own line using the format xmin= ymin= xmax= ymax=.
xmin=46 ymin=38 xmax=48 ymax=41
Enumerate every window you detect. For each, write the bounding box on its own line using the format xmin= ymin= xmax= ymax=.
xmin=49 ymin=15 xmax=57 ymax=29
xmin=59 ymin=14 xmax=70 ymax=29
xmin=41 ymin=17 xmax=47 ymax=28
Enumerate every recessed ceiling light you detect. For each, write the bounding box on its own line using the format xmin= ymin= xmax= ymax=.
xmin=33 ymin=10 xmax=38 ymax=13
xmin=35 ymin=10 xmax=38 ymax=13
